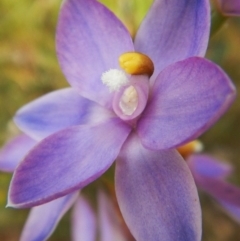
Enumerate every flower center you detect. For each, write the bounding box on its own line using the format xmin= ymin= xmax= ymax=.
xmin=119 ymin=85 xmax=138 ymax=115
xmin=101 ymin=52 xmax=154 ymax=121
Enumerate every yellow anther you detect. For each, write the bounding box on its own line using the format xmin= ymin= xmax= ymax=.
xmin=119 ymin=52 xmax=154 ymax=77
xmin=177 ymin=140 xmax=203 ymax=159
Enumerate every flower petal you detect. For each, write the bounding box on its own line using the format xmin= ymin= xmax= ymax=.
xmin=217 ymin=0 xmax=240 ymax=16
xmin=194 ymin=174 xmax=240 ymax=207
xmin=57 ymin=0 xmax=134 ymax=107
xmin=20 ymin=193 xmax=78 ymax=241
xmin=0 ymin=134 xmax=36 ymax=172
xmin=115 ymin=133 xmax=201 ymax=241
xmin=98 ymin=190 xmax=129 ymax=241
xmin=137 ymin=57 xmax=236 ymax=150
xmin=134 ymin=0 xmax=210 ymax=81
xmin=218 ymin=201 xmax=240 ymax=223
xmin=72 ymin=196 xmax=96 ymax=241
xmin=187 ymin=154 xmax=233 ymax=179
xmin=191 ymin=155 xmax=240 ymax=209
xmin=14 ymin=88 xmax=112 ymax=141
xmin=8 ymin=118 xmax=131 ymax=208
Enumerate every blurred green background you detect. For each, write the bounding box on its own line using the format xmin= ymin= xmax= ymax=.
xmin=0 ymin=0 xmax=240 ymax=240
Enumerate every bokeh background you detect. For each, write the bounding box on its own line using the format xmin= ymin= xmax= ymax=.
xmin=0 ymin=0 xmax=240 ymax=240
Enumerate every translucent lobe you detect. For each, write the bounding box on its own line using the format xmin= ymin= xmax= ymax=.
xmin=0 ymin=134 xmax=36 ymax=172
xmin=119 ymin=86 xmax=138 ymax=115
xmin=72 ymin=196 xmax=96 ymax=241
xmin=137 ymin=57 xmax=236 ymax=150
xmin=134 ymin=0 xmax=210 ymax=82
xmin=14 ymin=88 xmax=113 ymax=141
xmin=112 ymin=75 xmax=149 ymax=121
xmin=56 ymin=0 xmax=134 ymax=107
xmin=20 ymin=193 xmax=78 ymax=241
xmin=8 ymin=118 xmax=131 ymax=208
xmin=115 ymin=133 xmax=202 ymax=241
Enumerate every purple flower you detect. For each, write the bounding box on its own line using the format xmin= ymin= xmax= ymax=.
xmin=7 ymin=0 xmax=236 ymax=240
xmin=216 ymin=0 xmax=240 ymax=16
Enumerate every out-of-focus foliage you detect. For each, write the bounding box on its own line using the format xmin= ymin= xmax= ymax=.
xmin=100 ymin=0 xmax=153 ymax=36
xmin=0 ymin=0 xmax=240 ymax=240
xmin=0 ymin=1 xmax=69 ymax=240
xmin=0 ymin=0 xmax=69 ymax=144
xmin=202 ymin=17 xmax=240 ymax=240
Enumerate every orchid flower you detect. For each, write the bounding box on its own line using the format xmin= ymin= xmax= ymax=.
xmin=7 ymin=0 xmax=236 ymax=240
xmin=178 ymin=141 xmax=240 ymax=223
xmin=216 ymin=0 xmax=240 ymax=16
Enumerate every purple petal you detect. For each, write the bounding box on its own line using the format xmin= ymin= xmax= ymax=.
xmin=190 ymin=155 xmax=240 ymax=209
xmin=217 ymin=0 xmax=240 ymax=16
xmin=134 ymin=0 xmax=210 ymax=81
xmin=20 ymin=192 xmax=78 ymax=241
xmin=194 ymin=175 xmax=240 ymax=207
xmin=8 ymin=118 xmax=131 ymax=208
xmin=98 ymin=190 xmax=129 ymax=241
xmin=0 ymin=134 xmax=36 ymax=172
xmin=57 ymin=0 xmax=134 ymax=108
xmin=72 ymin=196 xmax=96 ymax=241
xmin=137 ymin=57 xmax=236 ymax=150
xmin=218 ymin=201 xmax=240 ymax=223
xmin=15 ymin=88 xmax=112 ymax=141
xmin=187 ymin=154 xmax=233 ymax=179
xmin=115 ymin=133 xmax=201 ymax=241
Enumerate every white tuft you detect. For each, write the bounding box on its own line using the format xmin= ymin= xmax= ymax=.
xmin=101 ymin=69 xmax=129 ymax=92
